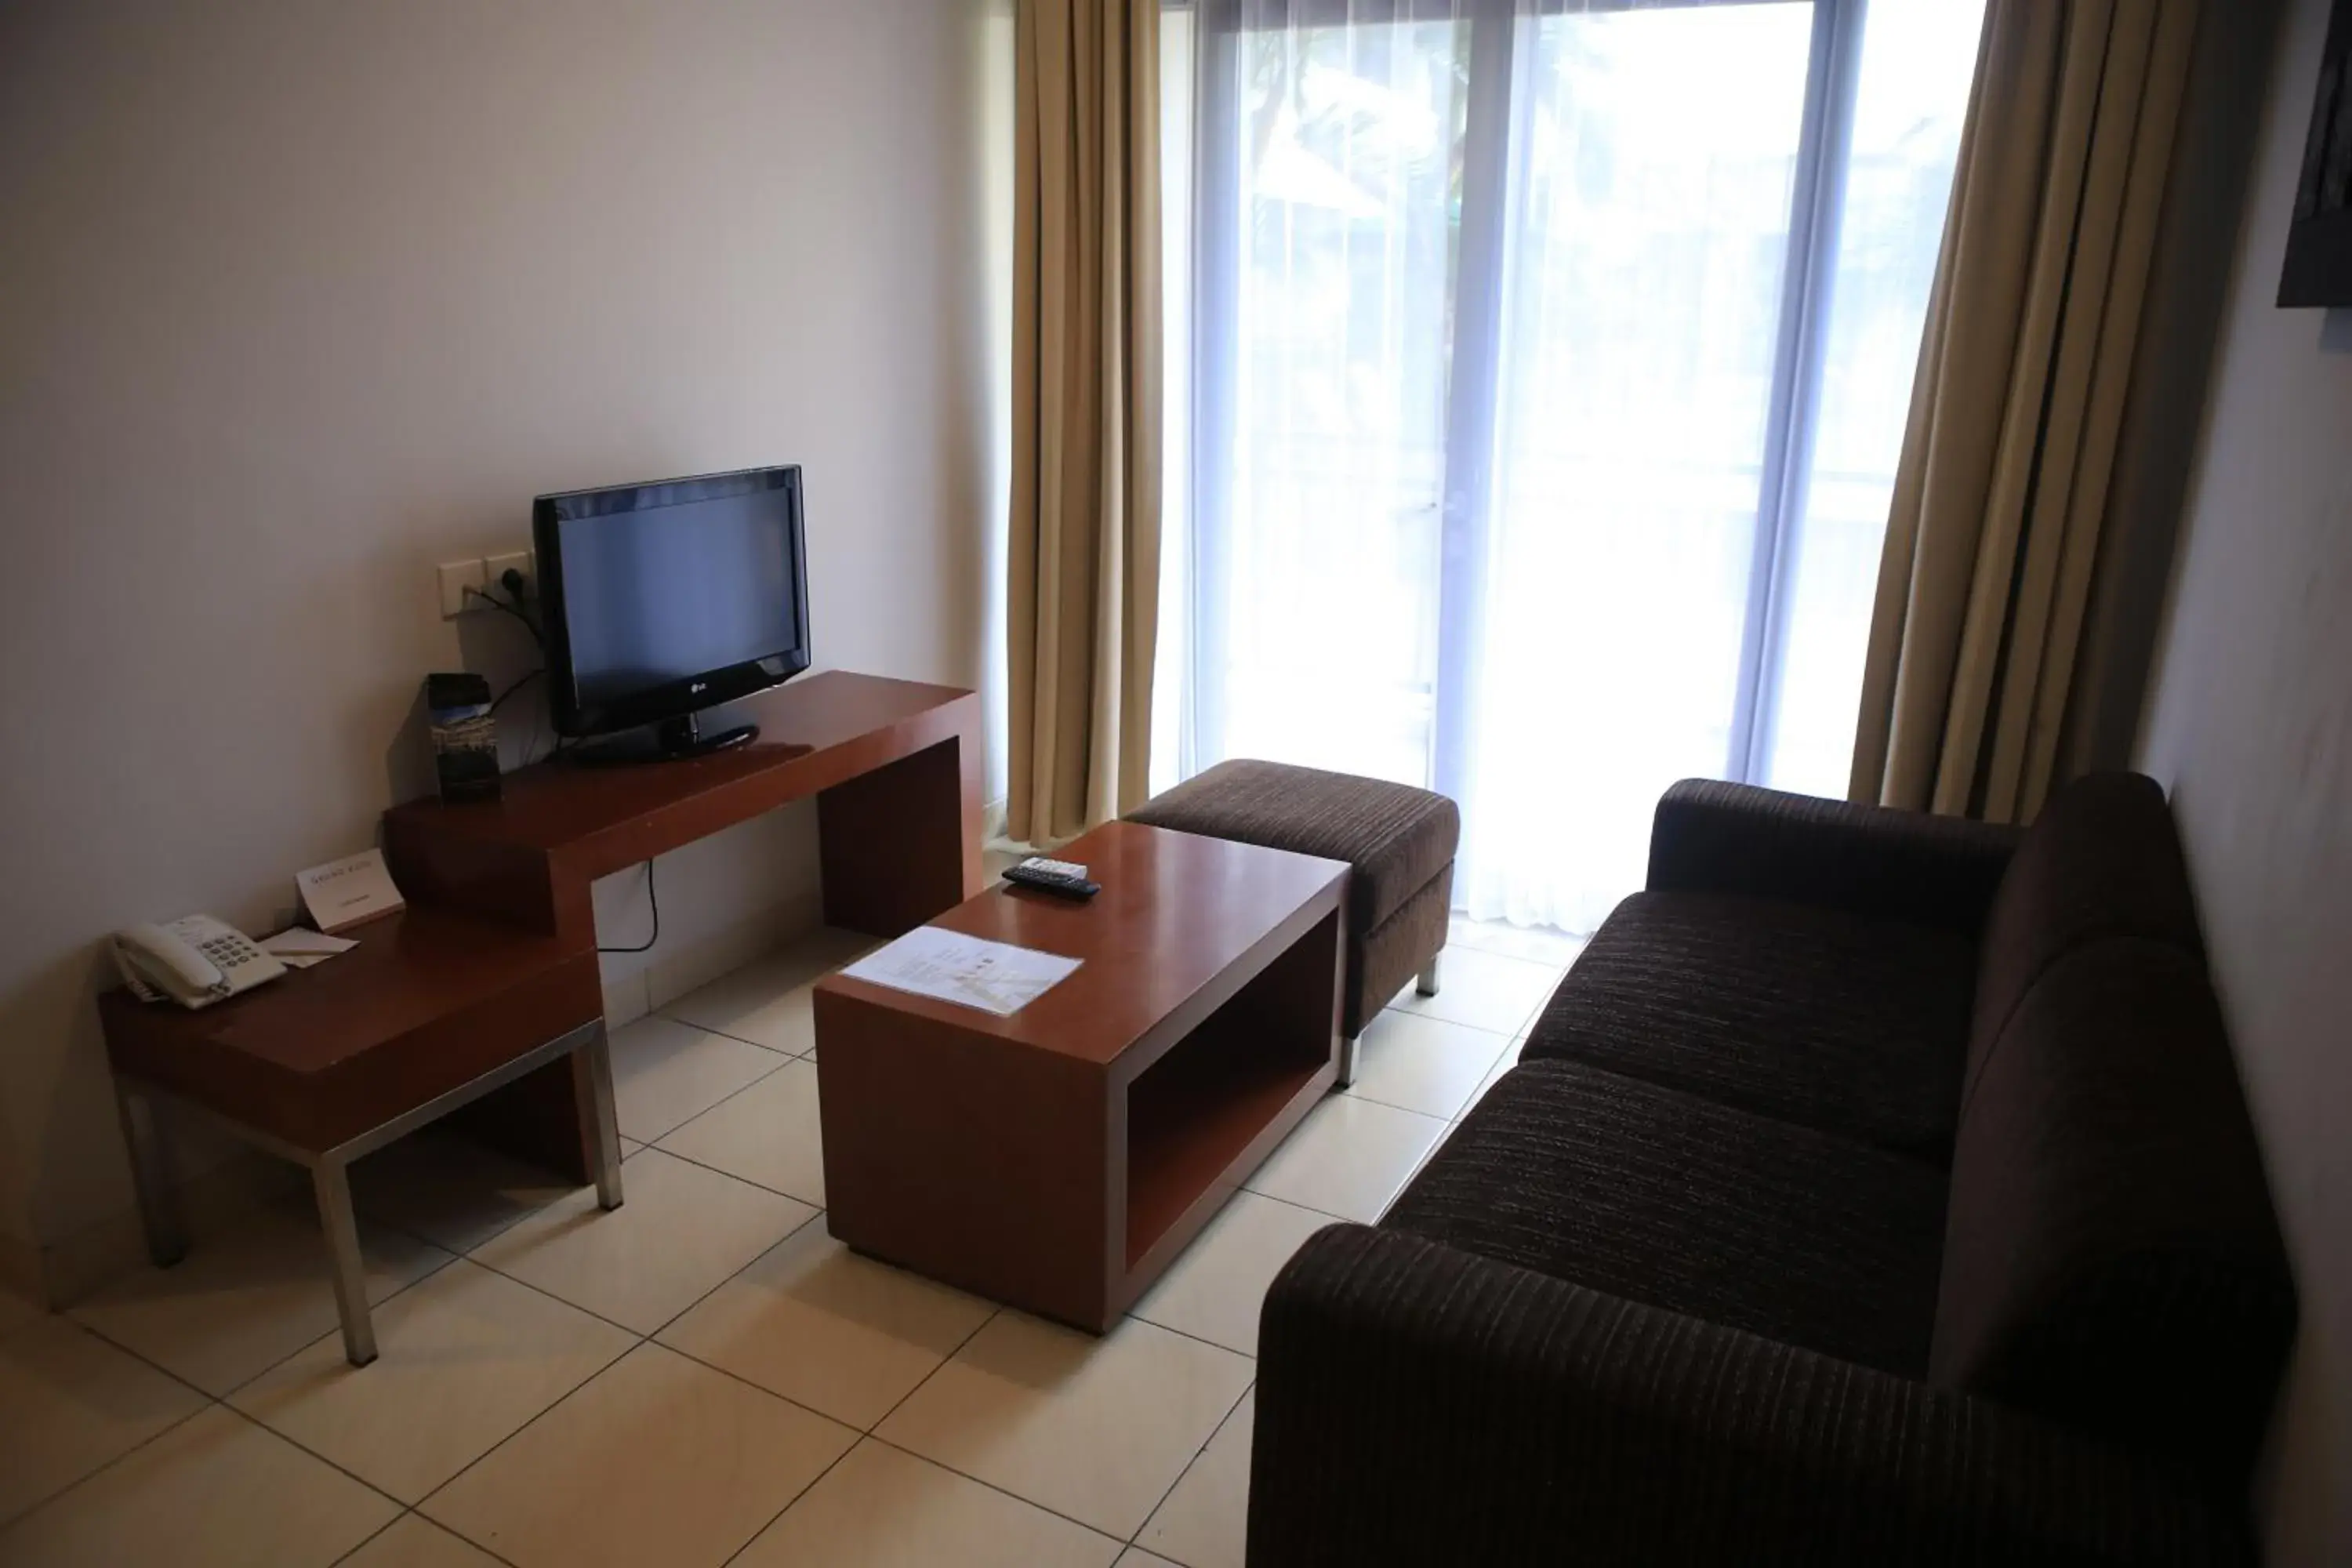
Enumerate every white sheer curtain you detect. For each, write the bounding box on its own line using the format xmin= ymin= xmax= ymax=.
xmin=1459 ymin=3 xmax=1814 ymax=931
xmin=1165 ymin=0 xmax=1980 ymax=934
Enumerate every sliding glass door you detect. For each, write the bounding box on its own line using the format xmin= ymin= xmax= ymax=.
xmin=1163 ymin=0 xmax=1980 ymax=931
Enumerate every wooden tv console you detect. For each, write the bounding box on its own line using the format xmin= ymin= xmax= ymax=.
xmin=98 ymin=670 xmax=981 ymax=1365
xmin=383 ymin=670 xmax=985 ymax=1175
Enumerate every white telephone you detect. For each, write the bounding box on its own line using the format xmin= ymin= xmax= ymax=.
xmin=113 ymin=915 xmax=287 ymax=1009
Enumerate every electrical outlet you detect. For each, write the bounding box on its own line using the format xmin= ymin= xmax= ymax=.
xmin=484 ymin=550 xmax=533 ymax=600
xmin=438 ymin=559 xmax=488 ymax=619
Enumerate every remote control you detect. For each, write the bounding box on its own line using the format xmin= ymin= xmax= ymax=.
xmin=1005 ymin=856 xmax=1101 ymax=899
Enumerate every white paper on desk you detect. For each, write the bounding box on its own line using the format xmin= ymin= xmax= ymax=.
xmin=840 ymin=926 xmax=1081 ymax=1016
xmin=259 ymin=928 xmax=359 ymax=969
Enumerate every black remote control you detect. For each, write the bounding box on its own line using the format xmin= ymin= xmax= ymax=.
xmin=1005 ymin=856 xmax=1100 ymax=899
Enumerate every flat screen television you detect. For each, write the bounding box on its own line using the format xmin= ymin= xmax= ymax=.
xmin=534 ymin=464 xmax=810 ymax=762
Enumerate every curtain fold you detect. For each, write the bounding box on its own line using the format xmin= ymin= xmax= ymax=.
xmin=1850 ymin=0 xmax=2199 ymax=823
xmin=1008 ymin=0 xmax=1163 ymax=844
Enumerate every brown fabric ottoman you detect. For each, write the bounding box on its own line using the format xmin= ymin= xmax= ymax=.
xmin=1127 ymin=760 xmax=1459 ymax=1083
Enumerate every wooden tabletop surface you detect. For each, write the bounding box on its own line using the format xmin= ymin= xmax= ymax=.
xmin=384 ymin=670 xmax=974 ymax=852
xmin=817 ymin=819 xmax=1349 ymax=1066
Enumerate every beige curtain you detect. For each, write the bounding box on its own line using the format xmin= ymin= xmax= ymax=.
xmin=1007 ymin=0 xmax=1162 ymax=846
xmin=1851 ymin=0 xmax=2198 ymax=823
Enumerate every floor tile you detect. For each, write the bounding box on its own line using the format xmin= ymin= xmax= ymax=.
xmin=1461 ymin=1037 xmax=1526 ymax=1120
xmin=1241 ymin=1095 xmax=1449 ymax=1224
xmin=339 ymin=1513 xmax=507 ymax=1567
xmin=0 ymin=1403 xmax=398 ymax=1567
xmin=70 ymin=1201 xmax=451 ymax=1396
xmin=1389 ymin=944 xmax=1561 ymax=1036
xmin=1137 ymin=1388 xmax=1253 ymax=1568
xmin=1344 ymin=1010 xmax=1512 ymax=1120
xmin=472 ymin=1149 xmax=814 ymax=1334
xmin=0 ymin=1316 xmax=206 ymax=1523
xmin=1129 ymin=1192 xmax=1331 ymax=1356
xmin=352 ymin=1128 xmax=577 ymax=1254
xmin=1447 ymin=916 xmax=1588 ymax=968
xmin=660 ymin=928 xmax=875 ymax=1055
xmin=422 ymin=1342 xmax=855 ymax=1568
xmin=229 ymin=1258 xmax=633 ymax=1504
xmin=735 ymin=1438 xmax=1120 ymax=1567
xmin=608 ymin=1013 xmax=789 ymax=1142
xmin=657 ymin=1056 xmax=827 ymax=1204
xmin=877 ymin=1312 xmax=1253 ymax=1540
xmin=1116 ymin=1553 xmax=1185 ymax=1568
xmin=659 ymin=1223 xmax=992 ymax=1429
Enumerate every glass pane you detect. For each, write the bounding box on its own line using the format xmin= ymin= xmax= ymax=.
xmin=1152 ymin=2 xmax=1196 ymax=797
xmin=1457 ymin=2 xmax=1815 ymax=932
xmin=1762 ymin=0 xmax=1983 ymax=797
xmin=1200 ymin=13 xmax=1469 ymax=786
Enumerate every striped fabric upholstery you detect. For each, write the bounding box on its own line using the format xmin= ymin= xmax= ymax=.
xmin=1647 ymin=776 xmax=2023 ymax=936
xmin=1385 ymin=1058 xmax=1948 ymax=1374
xmin=1934 ymin=939 xmax=2296 ymax=1481
xmin=1960 ymin=771 xmax=2209 ymax=1117
xmin=1520 ymin=889 xmax=1976 ymax=1161
xmin=1127 ymin=759 xmax=1458 ymax=936
xmin=1250 ymin=1224 xmax=2253 ymax=1567
xmin=1128 ymin=759 xmax=1458 ymax=1037
xmin=1246 ymin=771 xmax=2281 ymax=1566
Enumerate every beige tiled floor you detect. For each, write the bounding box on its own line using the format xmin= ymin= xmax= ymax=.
xmin=68 ymin=1200 xmax=452 ymax=1396
xmin=0 ymin=917 xmax=1579 ymax=1566
xmin=470 ymin=1147 xmax=814 ymax=1334
xmin=607 ymin=1013 xmax=792 ymax=1143
xmin=1136 ymin=1389 xmax=1254 ymax=1568
xmin=658 ymin=1055 xmax=829 ymax=1204
xmin=1343 ymin=1008 xmax=1514 ymax=1120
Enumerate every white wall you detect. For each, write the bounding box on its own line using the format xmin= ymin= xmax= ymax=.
xmin=2136 ymin=0 xmax=2352 ymax=1559
xmin=0 ymin=0 xmax=1004 ymax=1278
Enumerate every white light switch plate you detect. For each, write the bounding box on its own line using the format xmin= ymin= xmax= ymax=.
xmin=437 ymin=559 xmax=488 ymax=619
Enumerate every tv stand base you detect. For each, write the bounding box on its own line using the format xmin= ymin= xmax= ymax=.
xmin=568 ymin=712 xmax=760 ymax=764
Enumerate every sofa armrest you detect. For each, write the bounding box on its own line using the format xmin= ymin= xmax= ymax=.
xmin=1250 ymin=1224 xmax=2249 ymax=1568
xmin=1646 ymin=779 xmax=2022 ymax=935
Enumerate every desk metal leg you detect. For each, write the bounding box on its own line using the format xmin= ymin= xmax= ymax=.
xmin=311 ymin=1160 xmax=376 ymax=1367
xmin=572 ymin=1024 xmax=624 ymax=1210
xmin=114 ymin=1083 xmax=188 ymax=1268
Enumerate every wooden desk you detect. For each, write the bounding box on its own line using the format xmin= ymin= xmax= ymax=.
xmin=99 ymin=908 xmax=616 ymax=1365
xmin=97 ymin=670 xmax=980 ymax=1365
xmin=383 ymin=670 xmax=985 ymax=1175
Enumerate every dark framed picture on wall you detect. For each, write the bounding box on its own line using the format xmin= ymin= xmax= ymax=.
xmin=2280 ymin=0 xmax=2352 ymax=306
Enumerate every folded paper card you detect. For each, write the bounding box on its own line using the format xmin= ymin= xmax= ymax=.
xmin=295 ymin=849 xmax=405 ymax=935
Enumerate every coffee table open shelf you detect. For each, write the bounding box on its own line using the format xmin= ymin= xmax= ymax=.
xmin=815 ymin=821 xmax=1348 ymax=1331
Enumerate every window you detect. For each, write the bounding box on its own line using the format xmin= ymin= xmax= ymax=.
xmin=1162 ymin=0 xmax=1981 ymax=931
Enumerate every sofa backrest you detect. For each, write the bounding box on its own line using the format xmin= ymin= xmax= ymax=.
xmin=1933 ymin=777 xmax=2295 ymax=1479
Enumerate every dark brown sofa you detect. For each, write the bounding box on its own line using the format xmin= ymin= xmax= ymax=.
xmin=1248 ymin=774 xmax=2296 ymax=1566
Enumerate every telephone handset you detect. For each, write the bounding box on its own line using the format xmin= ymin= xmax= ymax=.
xmin=114 ymin=915 xmax=287 ymax=1009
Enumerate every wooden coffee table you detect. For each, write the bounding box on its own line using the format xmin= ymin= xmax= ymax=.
xmin=813 ymin=819 xmax=1348 ymax=1330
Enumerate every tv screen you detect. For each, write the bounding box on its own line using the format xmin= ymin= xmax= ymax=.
xmin=535 ymin=466 xmax=810 ymax=742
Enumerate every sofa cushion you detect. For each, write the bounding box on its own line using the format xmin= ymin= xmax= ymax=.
xmin=1933 ymin=938 xmax=2296 ymax=1480
xmin=1127 ymin=759 xmax=1459 ymax=935
xmin=1384 ymin=1058 xmax=1950 ymax=1376
xmin=1519 ymin=890 xmax=1975 ymax=1161
xmin=1962 ymin=772 xmax=2206 ymax=1116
